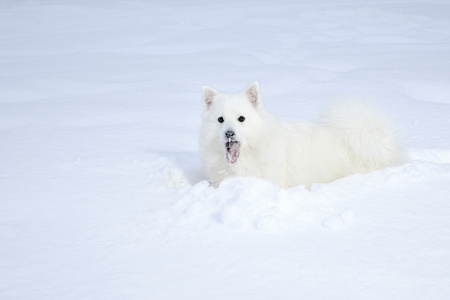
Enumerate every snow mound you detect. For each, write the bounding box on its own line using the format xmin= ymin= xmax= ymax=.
xmin=170 ymin=177 xmax=347 ymax=232
xmin=161 ymin=157 xmax=450 ymax=233
xmin=408 ymin=148 xmax=450 ymax=164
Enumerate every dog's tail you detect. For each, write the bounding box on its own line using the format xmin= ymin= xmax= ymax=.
xmin=319 ymin=100 xmax=404 ymax=170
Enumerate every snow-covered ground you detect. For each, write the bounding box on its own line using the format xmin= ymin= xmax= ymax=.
xmin=1 ymin=0 xmax=450 ymax=299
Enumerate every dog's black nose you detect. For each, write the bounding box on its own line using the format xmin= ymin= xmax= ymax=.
xmin=225 ymin=130 xmax=235 ymax=139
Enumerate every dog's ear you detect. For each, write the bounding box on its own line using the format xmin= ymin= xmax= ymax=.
xmin=202 ymin=86 xmax=219 ymax=110
xmin=244 ymin=81 xmax=261 ymax=108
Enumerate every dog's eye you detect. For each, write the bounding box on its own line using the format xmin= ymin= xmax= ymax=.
xmin=218 ymin=117 xmax=224 ymax=123
xmin=238 ymin=116 xmax=245 ymax=122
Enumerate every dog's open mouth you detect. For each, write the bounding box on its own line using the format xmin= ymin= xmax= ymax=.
xmin=225 ymin=139 xmax=240 ymax=165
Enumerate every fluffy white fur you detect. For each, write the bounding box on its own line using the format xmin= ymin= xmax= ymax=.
xmin=199 ymin=82 xmax=404 ymax=188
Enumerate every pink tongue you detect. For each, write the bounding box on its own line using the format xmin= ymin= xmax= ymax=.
xmin=225 ymin=142 xmax=240 ymax=164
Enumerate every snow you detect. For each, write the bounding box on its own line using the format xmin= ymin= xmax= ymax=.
xmin=1 ymin=0 xmax=450 ymax=299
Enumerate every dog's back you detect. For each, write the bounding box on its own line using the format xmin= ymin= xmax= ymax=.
xmin=319 ymin=101 xmax=404 ymax=172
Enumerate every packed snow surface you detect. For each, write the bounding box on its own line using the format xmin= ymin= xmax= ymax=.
xmin=1 ymin=0 xmax=450 ymax=299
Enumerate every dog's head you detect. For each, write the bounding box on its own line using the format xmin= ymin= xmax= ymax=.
xmin=202 ymin=82 xmax=263 ymax=165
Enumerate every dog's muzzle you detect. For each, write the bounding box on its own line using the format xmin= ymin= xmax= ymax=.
xmin=224 ymin=130 xmax=240 ymax=165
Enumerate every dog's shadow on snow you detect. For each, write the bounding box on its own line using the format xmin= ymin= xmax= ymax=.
xmin=160 ymin=151 xmax=208 ymax=188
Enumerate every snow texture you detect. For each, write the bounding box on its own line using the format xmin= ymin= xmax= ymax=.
xmin=1 ymin=0 xmax=450 ymax=299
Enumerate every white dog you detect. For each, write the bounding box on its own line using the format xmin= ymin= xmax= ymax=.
xmin=199 ymin=82 xmax=404 ymax=188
